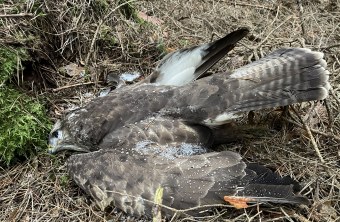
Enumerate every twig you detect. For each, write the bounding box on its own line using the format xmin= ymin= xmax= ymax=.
xmin=330 ymin=88 xmax=340 ymax=107
xmin=293 ymin=213 xmax=310 ymax=222
xmin=0 ymin=13 xmax=33 ymax=18
xmin=233 ymin=2 xmax=275 ymax=11
xmin=324 ymin=100 xmax=334 ymax=130
xmin=85 ymin=19 xmax=102 ymax=66
xmin=296 ymin=0 xmax=307 ymax=40
xmin=283 ymin=117 xmax=340 ymax=142
xmin=0 ymin=39 xmax=24 ymax=45
xmin=304 ymin=121 xmax=324 ymax=163
xmin=321 ymin=44 xmax=340 ymax=51
xmin=273 ymin=145 xmax=338 ymax=174
xmin=52 ymin=81 xmax=102 ymax=92
xmin=280 ymin=207 xmax=295 ymax=222
xmin=290 ymin=107 xmax=324 ymax=163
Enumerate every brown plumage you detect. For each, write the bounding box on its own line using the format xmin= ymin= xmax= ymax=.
xmin=49 ymin=28 xmax=330 ymax=218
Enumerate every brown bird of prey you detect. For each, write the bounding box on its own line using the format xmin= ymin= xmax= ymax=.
xmin=49 ymin=28 xmax=330 ymax=218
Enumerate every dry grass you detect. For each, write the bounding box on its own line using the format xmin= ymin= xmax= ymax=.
xmin=1 ymin=0 xmax=339 ymax=221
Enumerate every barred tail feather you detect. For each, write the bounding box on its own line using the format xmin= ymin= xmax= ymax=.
xmin=226 ymin=48 xmax=330 ymax=113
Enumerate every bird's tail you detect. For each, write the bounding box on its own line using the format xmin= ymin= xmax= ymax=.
xmin=203 ymin=48 xmax=331 ymax=126
xmin=228 ymin=48 xmax=330 ymax=112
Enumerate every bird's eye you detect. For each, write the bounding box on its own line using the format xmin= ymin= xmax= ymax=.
xmin=51 ymin=130 xmax=59 ymax=138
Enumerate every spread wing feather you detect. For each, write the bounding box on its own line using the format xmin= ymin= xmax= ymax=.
xmin=145 ymin=28 xmax=249 ymax=86
xmin=68 ymin=148 xmax=308 ymax=217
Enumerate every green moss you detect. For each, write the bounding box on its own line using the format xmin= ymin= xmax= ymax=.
xmin=0 ymin=87 xmax=51 ymax=165
xmin=118 ymin=0 xmax=142 ymax=23
xmin=156 ymin=42 xmax=167 ymax=57
xmin=60 ymin=174 xmax=70 ymax=187
xmin=0 ymin=47 xmax=27 ymax=84
xmin=99 ymin=25 xmax=116 ymax=45
xmin=179 ymin=39 xmax=189 ymax=47
xmin=0 ymin=47 xmax=51 ymax=165
xmin=92 ymin=0 xmax=110 ymax=12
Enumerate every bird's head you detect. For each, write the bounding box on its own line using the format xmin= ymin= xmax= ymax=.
xmin=48 ymin=120 xmax=89 ymax=154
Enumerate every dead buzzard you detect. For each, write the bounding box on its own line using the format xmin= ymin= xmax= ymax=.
xmin=49 ymin=28 xmax=330 ymax=217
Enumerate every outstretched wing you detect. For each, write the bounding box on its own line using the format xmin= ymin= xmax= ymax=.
xmin=144 ymin=28 xmax=249 ymax=86
xmin=68 ymin=149 xmax=308 ymax=218
xmin=67 ymin=149 xmax=244 ymax=217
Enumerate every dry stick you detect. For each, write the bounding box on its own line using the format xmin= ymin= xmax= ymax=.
xmin=15 ymin=185 xmax=31 ymax=221
xmin=85 ymin=19 xmax=102 ymax=66
xmin=283 ymin=117 xmax=340 ymax=142
xmin=0 ymin=13 xmax=33 ymax=18
xmin=0 ymin=39 xmax=24 ymax=45
xmin=296 ymin=0 xmax=307 ymax=39
xmin=324 ymin=100 xmax=334 ymax=130
xmin=332 ymin=55 xmax=340 ymax=82
xmin=293 ymin=214 xmax=310 ymax=222
xmin=304 ymin=121 xmax=324 ymax=163
xmin=280 ymin=208 xmax=295 ymax=222
xmin=321 ymin=44 xmax=340 ymax=51
xmin=232 ymin=2 xmax=275 ymax=11
xmin=291 ymin=106 xmax=325 ymax=163
xmin=330 ymin=88 xmax=340 ymax=107
xmin=52 ymin=81 xmax=102 ymax=92
xmin=16 ymin=51 xmax=21 ymax=86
